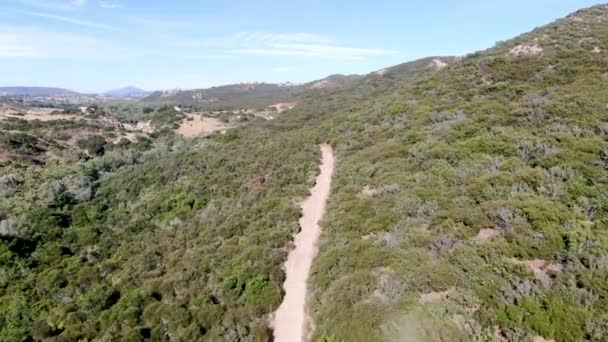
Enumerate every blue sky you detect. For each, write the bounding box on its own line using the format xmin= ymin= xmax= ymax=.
xmin=0 ymin=0 xmax=604 ymax=92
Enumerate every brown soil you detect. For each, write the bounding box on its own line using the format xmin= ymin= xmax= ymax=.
xmin=272 ymin=144 xmax=335 ymax=342
xmin=474 ymin=228 xmax=500 ymax=242
xmin=175 ymin=114 xmax=233 ymax=137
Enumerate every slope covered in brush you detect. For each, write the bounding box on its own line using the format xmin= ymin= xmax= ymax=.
xmin=310 ymin=5 xmax=608 ymax=341
xmin=142 ymin=74 xmax=362 ymax=110
xmin=0 ymin=49 xmax=444 ymax=340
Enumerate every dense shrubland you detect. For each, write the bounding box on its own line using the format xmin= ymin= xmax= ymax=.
xmin=310 ymin=6 xmax=608 ymax=342
xmin=2 ymin=4 xmax=608 ymax=341
xmin=0 ymin=117 xmax=321 ymax=340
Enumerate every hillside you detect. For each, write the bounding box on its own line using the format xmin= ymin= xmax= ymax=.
xmin=0 ymin=87 xmax=79 ymax=97
xmin=143 ymin=82 xmax=298 ymax=108
xmin=142 ymin=74 xmax=362 ymax=110
xmin=1 ymin=4 xmax=608 ymax=342
xmin=309 ymin=5 xmax=608 ymax=341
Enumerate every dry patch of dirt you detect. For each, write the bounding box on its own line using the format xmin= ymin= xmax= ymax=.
xmin=373 ymin=68 xmax=388 ymax=76
xmin=494 ymin=326 xmax=508 ymax=342
xmin=1 ymin=106 xmax=153 ymax=136
xmin=310 ymin=79 xmax=336 ymax=89
xmin=120 ymin=120 xmax=153 ymax=133
xmin=474 ymin=228 xmax=500 ymax=242
xmin=0 ymin=103 xmax=25 ymax=119
xmin=419 ymin=288 xmax=454 ymax=303
xmin=361 ymin=232 xmax=377 ymax=240
xmin=428 ymin=58 xmax=448 ymax=70
xmin=509 ymin=43 xmax=543 ymax=56
xmin=244 ymin=102 xmax=297 ymax=120
xmin=1 ymin=107 xmax=82 ymax=122
xmin=361 ymin=185 xmax=377 ymax=196
xmin=0 ymin=113 xmax=16 ymax=122
xmin=268 ymin=102 xmax=296 ymax=113
xmin=508 ymin=258 xmax=562 ymax=285
xmin=176 ymin=114 xmax=233 ymax=137
xmin=244 ymin=173 xmax=272 ymax=190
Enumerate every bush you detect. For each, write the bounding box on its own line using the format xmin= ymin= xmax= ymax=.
xmin=77 ymin=136 xmax=107 ymax=156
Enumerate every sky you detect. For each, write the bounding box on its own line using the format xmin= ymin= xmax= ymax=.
xmin=0 ymin=0 xmax=604 ymax=93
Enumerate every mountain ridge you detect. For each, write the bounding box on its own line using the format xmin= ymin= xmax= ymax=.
xmin=0 ymin=86 xmax=79 ymax=96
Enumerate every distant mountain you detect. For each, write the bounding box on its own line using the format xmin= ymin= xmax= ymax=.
xmin=104 ymin=86 xmax=149 ymax=98
xmin=0 ymin=87 xmax=78 ymax=96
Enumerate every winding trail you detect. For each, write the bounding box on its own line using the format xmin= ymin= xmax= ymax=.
xmin=273 ymin=144 xmax=335 ymax=342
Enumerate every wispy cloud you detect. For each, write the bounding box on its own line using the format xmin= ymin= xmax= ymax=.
xmin=171 ymin=31 xmax=395 ymax=61
xmin=232 ymin=43 xmax=395 ymax=60
xmin=0 ymin=24 xmax=130 ymax=59
xmin=17 ymin=0 xmax=87 ymax=10
xmin=22 ymin=11 xmax=121 ymax=31
xmin=99 ymin=1 xmax=121 ymax=9
xmin=234 ymin=32 xmax=331 ymax=44
xmin=128 ymin=16 xmax=196 ymax=29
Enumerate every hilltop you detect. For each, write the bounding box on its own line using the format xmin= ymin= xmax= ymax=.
xmin=1 ymin=4 xmax=608 ymax=342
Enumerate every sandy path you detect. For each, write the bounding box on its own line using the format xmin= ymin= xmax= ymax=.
xmin=273 ymin=144 xmax=335 ymax=342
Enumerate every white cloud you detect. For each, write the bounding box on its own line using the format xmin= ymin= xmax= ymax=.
xmin=232 ymin=43 xmax=396 ymax=60
xmin=99 ymin=1 xmax=121 ymax=9
xmin=234 ymin=32 xmax=331 ymax=44
xmin=22 ymin=11 xmax=121 ymax=31
xmin=171 ymin=31 xmax=395 ymax=61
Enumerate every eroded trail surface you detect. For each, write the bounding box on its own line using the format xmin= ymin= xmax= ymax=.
xmin=272 ymin=144 xmax=335 ymax=342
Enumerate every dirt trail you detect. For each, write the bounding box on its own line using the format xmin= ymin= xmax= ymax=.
xmin=273 ymin=144 xmax=335 ymax=342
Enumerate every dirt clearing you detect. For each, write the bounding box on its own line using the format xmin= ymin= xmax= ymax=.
xmin=176 ymin=114 xmax=233 ymax=137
